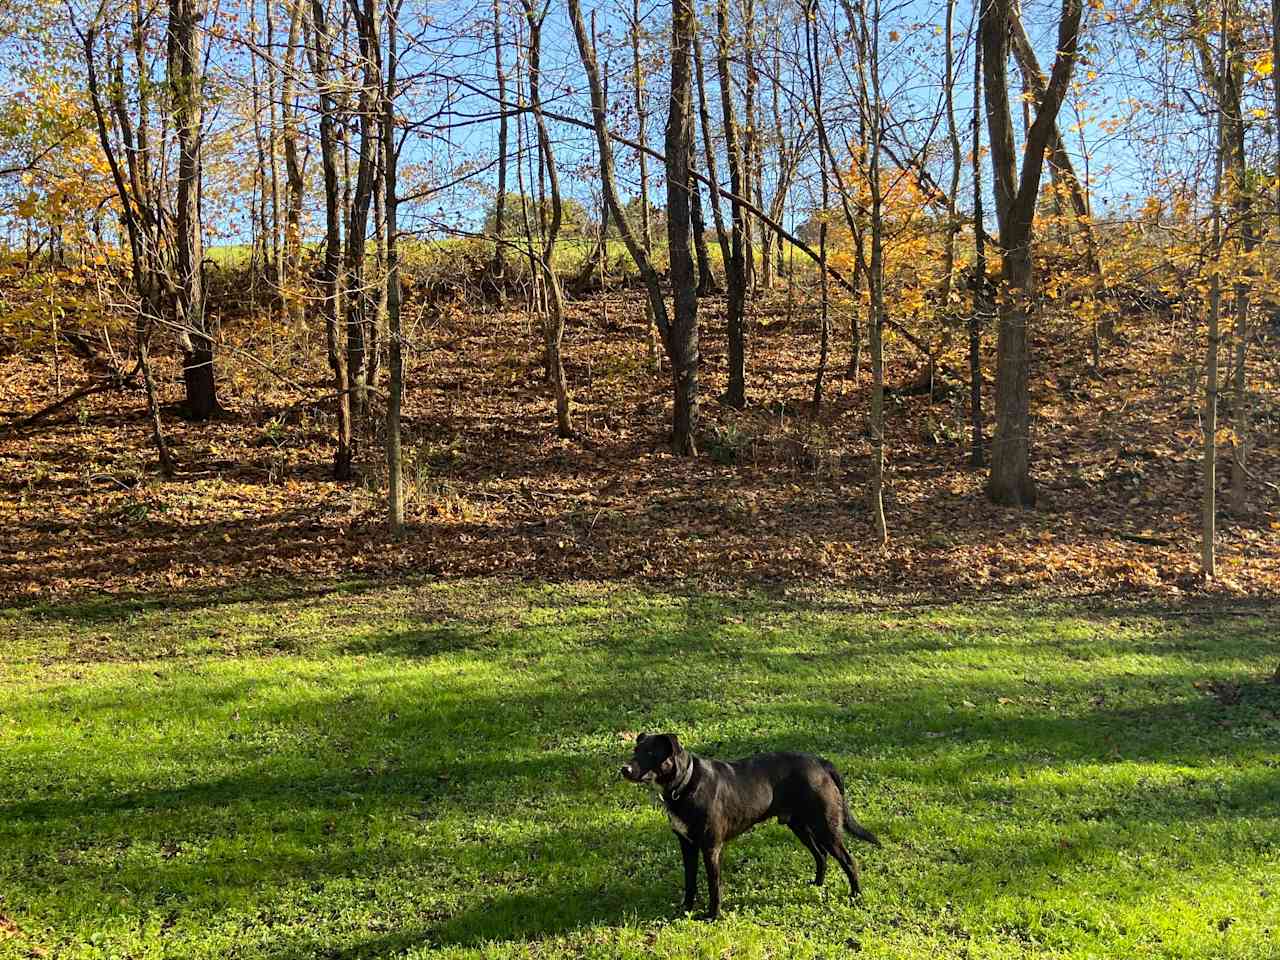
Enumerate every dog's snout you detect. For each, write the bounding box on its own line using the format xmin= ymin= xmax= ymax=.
xmin=620 ymin=764 xmax=632 ymax=779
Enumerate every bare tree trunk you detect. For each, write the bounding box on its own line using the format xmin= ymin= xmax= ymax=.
xmin=82 ymin=14 xmax=174 ymax=475
xmin=982 ymin=0 xmax=1083 ymax=507
xmin=631 ymin=0 xmax=659 ymax=372
xmin=854 ymin=0 xmax=887 ymax=545
xmin=717 ymin=0 xmax=747 ymax=407
xmin=491 ymin=0 xmax=509 ymax=283
xmin=808 ymin=0 xmax=829 ymax=408
xmin=1203 ymin=0 xmax=1228 ymax=578
xmin=522 ymin=0 xmax=572 ymax=438
xmin=970 ymin=4 xmax=986 ymax=468
xmin=689 ymin=145 xmax=717 ymax=295
xmin=940 ymin=0 xmax=961 ymax=300
xmin=740 ymin=0 xmax=757 ymax=289
xmin=281 ymin=0 xmax=306 ymax=335
xmin=312 ymin=0 xmax=353 ymax=480
xmin=667 ymin=0 xmax=700 ymax=454
xmin=170 ymin=0 xmax=219 ymax=419
xmin=694 ymin=32 xmax=730 ymax=271
xmin=369 ymin=119 xmax=386 ymax=391
xmin=250 ymin=1 xmax=268 ymax=297
xmin=267 ymin=0 xmax=282 ymax=296
xmin=345 ymin=0 xmax=382 ymax=419
xmin=385 ymin=0 xmax=404 ymax=533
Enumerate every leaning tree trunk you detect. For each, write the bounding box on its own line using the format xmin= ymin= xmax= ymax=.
xmin=666 ymin=0 xmax=700 ymax=454
xmin=169 ymin=0 xmax=219 ymax=419
xmin=567 ymin=0 xmax=673 ymax=353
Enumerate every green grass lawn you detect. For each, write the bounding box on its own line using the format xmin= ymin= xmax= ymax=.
xmin=1 ymin=581 xmax=1277 ymax=959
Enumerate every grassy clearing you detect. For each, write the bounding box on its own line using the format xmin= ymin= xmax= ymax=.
xmin=1 ymin=581 xmax=1277 ymax=959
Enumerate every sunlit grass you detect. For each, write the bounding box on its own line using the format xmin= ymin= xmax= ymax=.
xmin=1 ymin=581 xmax=1276 ymax=958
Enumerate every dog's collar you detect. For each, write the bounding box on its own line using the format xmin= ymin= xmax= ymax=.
xmin=664 ymin=755 xmax=696 ymax=804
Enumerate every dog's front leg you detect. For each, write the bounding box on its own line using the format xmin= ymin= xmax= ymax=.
xmin=700 ymin=844 xmax=723 ymax=920
xmin=679 ymin=836 xmax=698 ymax=911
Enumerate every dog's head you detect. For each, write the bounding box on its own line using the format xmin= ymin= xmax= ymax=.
xmin=621 ymin=732 xmax=684 ymax=784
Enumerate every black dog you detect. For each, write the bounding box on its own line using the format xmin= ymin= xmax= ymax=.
xmin=621 ymin=732 xmax=880 ymax=918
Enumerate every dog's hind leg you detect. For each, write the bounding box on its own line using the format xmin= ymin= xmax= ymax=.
xmin=789 ymin=823 xmax=827 ymax=885
xmin=828 ymin=837 xmax=861 ymax=900
xmin=814 ymin=822 xmax=861 ymax=900
xmin=700 ymin=844 xmax=723 ymax=920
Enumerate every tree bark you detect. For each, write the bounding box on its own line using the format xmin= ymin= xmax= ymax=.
xmin=717 ymin=0 xmax=747 ymax=407
xmin=689 ymin=145 xmax=717 ymax=296
xmin=981 ymin=0 xmax=1083 ymax=507
xmin=491 ymin=0 xmax=509 ymax=284
xmin=970 ymin=4 xmax=986 ymax=468
xmin=311 ymin=0 xmax=354 ymax=480
xmin=522 ymin=0 xmax=572 ymax=438
xmin=385 ymin=0 xmax=404 ymax=533
xmin=667 ymin=0 xmax=700 ymax=454
xmin=281 ymin=0 xmax=307 ymax=335
xmin=345 ymin=0 xmax=382 ymax=418
xmin=169 ymin=0 xmax=219 ymax=420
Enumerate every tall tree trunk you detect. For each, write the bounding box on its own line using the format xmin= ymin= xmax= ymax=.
xmin=694 ymin=32 xmax=730 ymax=272
xmin=1203 ymin=0 xmax=1228 ymax=578
xmin=522 ymin=0 xmax=572 ymax=438
xmin=312 ymin=0 xmax=353 ymax=480
xmin=807 ymin=0 xmax=829 ymax=408
xmin=169 ymin=0 xmax=219 ymax=419
xmin=689 ymin=145 xmax=717 ymax=295
xmin=970 ymin=4 xmax=986 ymax=468
xmin=385 ymin=0 xmax=404 ymax=533
xmin=345 ymin=0 xmax=382 ymax=418
xmin=83 ymin=16 xmax=174 ymax=474
xmin=281 ymin=0 xmax=306 ymax=335
xmin=940 ymin=0 xmax=961 ymax=300
xmin=740 ymin=0 xmax=757 ymax=289
xmin=369 ymin=120 xmax=386 ymax=391
xmin=632 ymin=0 xmax=659 ymax=372
xmin=981 ymin=0 xmax=1083 ymax=507
xmin=717 ymin=0 xmax=747 ymax=407
xmin=667 ymin=0 xmax=700 ymax=454
xmin=491 ymin=0 xmax=509 ymax=283
xmin=267 ymin=0 xmax=282 ymax=295
xmin=855 ymin=0 xmax=887 ymax=545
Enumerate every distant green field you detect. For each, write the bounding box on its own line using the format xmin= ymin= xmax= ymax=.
xmin=204 ymin=235 xmax=813 ymax=279
xmin=2 ymin=580 xmax=1276 ymax=958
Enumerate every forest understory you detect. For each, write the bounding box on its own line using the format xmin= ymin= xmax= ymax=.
xmin=3 ymin=279 xmax=1278 ymax=604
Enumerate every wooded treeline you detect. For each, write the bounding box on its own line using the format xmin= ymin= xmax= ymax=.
xmin=1 ymin=0 xmax=1277 ymax=575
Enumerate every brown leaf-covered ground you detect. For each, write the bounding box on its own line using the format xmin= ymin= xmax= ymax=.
xmin=3 ymin=283 xmax=1278 ymax=603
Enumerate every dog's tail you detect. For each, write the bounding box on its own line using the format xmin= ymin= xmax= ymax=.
xmin=821 ymin=759 xmax=882 ymax=847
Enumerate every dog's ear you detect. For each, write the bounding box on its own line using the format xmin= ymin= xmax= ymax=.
xmin=635 ymin=732 xmax=647 ymax=745
xmin=660 ymin=733 xmax=683 ymax=757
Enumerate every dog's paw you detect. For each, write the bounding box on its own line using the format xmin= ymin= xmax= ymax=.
xmin=695 ymin=909 xmax=721 ymax=922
